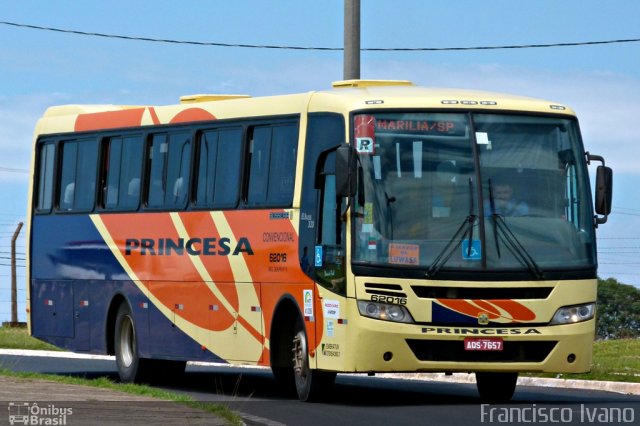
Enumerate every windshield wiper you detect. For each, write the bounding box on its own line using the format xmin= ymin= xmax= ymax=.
xmin=426 ymin=178 xmax=477 ymax=278
xmin=487 ymin=178 xmax=544 ymax=280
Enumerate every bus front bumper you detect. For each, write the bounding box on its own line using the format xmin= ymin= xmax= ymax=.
xmin=343 ymin=311 xmax=594 ymax=374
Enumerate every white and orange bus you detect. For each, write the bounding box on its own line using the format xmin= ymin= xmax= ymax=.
xmin=27 ymin=80 xmax=612 ymax=401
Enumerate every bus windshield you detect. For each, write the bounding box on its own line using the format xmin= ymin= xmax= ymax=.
xmin=352 ymin=112 xmax=596 ymax=277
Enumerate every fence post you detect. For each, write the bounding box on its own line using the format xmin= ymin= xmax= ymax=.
xmin=10 ymin=222 xmax=23 ymax=325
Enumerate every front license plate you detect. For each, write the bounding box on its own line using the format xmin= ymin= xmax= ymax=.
xmin=464 ymin=337 xmax=503 ymax=351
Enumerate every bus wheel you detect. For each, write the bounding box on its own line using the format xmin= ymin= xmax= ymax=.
xmin=476 ymin=372 xmax=518 ymax=402
xmin=291 ymin=320 xmax=336 ymax=402
xmin=114 ymin=303 xmax=152 ymax=383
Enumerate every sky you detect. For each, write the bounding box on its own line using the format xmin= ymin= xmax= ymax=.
xmin=1 ymin=0 xmax=639 ymax=322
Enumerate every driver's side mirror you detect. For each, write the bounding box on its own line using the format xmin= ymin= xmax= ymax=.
xmin=595 ymin=165 xmax=612 ymax=217
xmin=586 ymin=152 xmax=612 ymax=225
xmin=336 ymin=144 xmax=356 ymax=197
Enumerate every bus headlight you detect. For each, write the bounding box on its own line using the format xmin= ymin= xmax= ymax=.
xmin=357 ymin=300 xmax=414 ymax=323
xmin=549 ymin=303 xmax=595 ymax=325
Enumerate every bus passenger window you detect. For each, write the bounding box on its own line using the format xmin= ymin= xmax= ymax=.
xmin=269 ymin=125 xmax=297 ymax=205
xmin=247 ymin=127 xmax=272 ymax=206
xmin=102 ymin=135 xmax=143 ymax=211
xmin=36 ymin=143 xmax=55 ymax=211
xmin=58 ymin=139 xmax=98 ymax=212
xmin=246 ymin=123 xmax=298 ymax=207
xmin=195 ymin=128 xmax=242 ymax=209
xmin=146 ymin=132 xmax=191 ymax=210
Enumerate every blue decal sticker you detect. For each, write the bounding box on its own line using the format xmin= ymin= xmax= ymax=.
xmin=269 ymin=211 xmax=291 ymax=220
xmin=462 ymin=239 xmax=481 ymax=260
xmin=314 ymin=245 xmax=323 ymax=267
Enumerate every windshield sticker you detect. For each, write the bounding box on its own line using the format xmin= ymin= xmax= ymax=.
xmin=363 ymin=203 xmax=374 ymax=233
xmin=413 ymin=141 xmax=423 ymax=178
xmin=373 ymin=155 xmax=382 ymax=180
xmin=475 ymin=132 xmax=492 ymax=149
xmin=314 ymin=245 xmax=323 ymax=267
xmin=389 ymin=243 xmax=420 ymax=265
xmin=356 ymin=137 xmax=375 ymax=154
xmin=355 ymin=115 xmax=376 ymax=154
xmin=462 ymin=239 xmax=482 ymax=260
xmin=368 ymin=235 xmax=377 ymax=250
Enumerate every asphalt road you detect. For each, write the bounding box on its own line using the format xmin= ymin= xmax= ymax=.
xmin=1 ymin=353 xmax=639 ymax=426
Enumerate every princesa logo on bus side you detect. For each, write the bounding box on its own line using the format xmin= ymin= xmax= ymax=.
xmin=124 ymin=237 xmax=254 ymax=256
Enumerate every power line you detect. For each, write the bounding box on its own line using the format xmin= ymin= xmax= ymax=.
xmin=0 ymin=166 xmax=29 ymax=174
xmin=2 ymin=20 xmax=640 ymax=52
xmin=615 ymin=206 xmax=640 ymax=212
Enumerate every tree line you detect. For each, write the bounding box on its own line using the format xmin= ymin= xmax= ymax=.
xmin=596 ymin=277 xmax=640 ymax=339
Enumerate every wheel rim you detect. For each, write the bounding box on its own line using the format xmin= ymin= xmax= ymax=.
xmin=118 ymin=315 xmax=135 ymax=368
xmin=292 ymin=330 xmax=308 ymax=381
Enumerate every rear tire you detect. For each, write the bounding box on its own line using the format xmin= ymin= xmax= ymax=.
xmin=114 ymin=303 xmax=153 ymax=383
xmin=476 ymin=372 xmax=518 ymax=402
xmin=292 ymin=319 xmax=336 ymax=402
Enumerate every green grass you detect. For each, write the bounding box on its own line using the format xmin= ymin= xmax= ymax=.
xmin=0 ymin=326 xmax=61 ymax=351
xmin=0 ymin=369 xmax=242 ymax=425
xmin=0 ymin=327 xmax=241 ymax=425
xmin=524 ymin=339 xmax=640 ymax=383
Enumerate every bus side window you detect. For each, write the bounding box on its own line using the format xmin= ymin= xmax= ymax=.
xmin=146 ymin=132 xmax=191 ymax=210
xmin=98 ymin=135 xmax=144 ymax=211
xmin=195 ymin=128 xmax=242 ymax=209
xmin=57 ymin=139 xmax=98 ymax=212
xmin=35 ymin=143 xmax=55 ymax=212
xmin=246 ymin=123 xmax=298 ymax=207
xmin=246 ymin=127 xmax=272 ymax=206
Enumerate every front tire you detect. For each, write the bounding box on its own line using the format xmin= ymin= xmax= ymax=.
xmin=476 ymin=372 xmax=518 ymax=402
xmin=292 ymin=319 xmax=336 ymax=402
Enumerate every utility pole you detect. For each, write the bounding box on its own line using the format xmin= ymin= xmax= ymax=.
xmin=344 ymin=0 xmax=361 ymax=80
xmin=11 ymin=222 xmax=23 ymax=325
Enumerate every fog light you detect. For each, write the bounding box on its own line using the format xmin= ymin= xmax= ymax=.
xmin=567 ymin=353 xmax=576 ymax=363
xmin=383 ymin=352 xmax=393 ymax=362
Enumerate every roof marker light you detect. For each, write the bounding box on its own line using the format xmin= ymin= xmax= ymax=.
xmin=550 ymin=105 xmax=566 ymax=110
xmin=480 ymin=101 xmax=497 ymax=106
xmin=461 ymin=100 xmax=478 ymax=105
xmin=441 ymin=100 xmax=459 ymax=105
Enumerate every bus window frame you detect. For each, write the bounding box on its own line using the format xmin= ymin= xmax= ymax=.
xmin=192 ymin=126 xmax=245 ymax=211
xmin=142 ymin=130 xmax=194 ymax=212
xmin=33 ymin=140 xmax=58 ymax=215
xmin=55 ymin=137 xmax=100 ymax=214
xmin=243 ymin=121 xmax=300 ymax=209
xmin=98 ymin=134 xmax=145 ymax=212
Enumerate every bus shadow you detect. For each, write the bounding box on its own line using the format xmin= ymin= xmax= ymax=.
xmin=168 ymin=367 xmax=638 ymax=407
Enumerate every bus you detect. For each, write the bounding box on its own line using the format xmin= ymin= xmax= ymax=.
xmin=27 ymin=80 xmax=612 ymax=402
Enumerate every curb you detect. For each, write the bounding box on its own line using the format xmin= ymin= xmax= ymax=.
xmin=2 ymin=349 xmax=639 ymax=396
xmin=373 ymin=372 xmax=640 ymax=395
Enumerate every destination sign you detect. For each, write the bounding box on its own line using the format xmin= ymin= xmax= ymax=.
xmin=375 ymin=119 xmax=466 ymax=136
